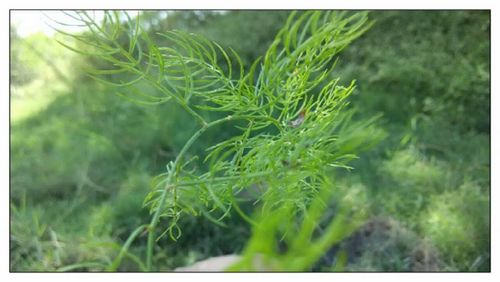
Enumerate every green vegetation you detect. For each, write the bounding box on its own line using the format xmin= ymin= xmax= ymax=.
xmin=10 ymin=10 xmax=490 ymax=272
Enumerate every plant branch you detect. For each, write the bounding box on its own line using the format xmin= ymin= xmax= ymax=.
xmin=145 ymin=115 xmax=236 ymax=270
xmin=176 ymin=171 xmax=274 ymax=187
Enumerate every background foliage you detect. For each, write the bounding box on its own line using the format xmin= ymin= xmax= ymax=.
xmin=10 ymin=10 xmax=490 ymax=272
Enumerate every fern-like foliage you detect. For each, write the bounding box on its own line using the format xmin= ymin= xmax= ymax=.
xmin=57 ymin=10 xmax=385 ymax=270
xmin=227 ymin=176 xmax=366 ymax=271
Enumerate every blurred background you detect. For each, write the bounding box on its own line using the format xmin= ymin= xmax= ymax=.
xmin=10 ymin=10 xmax=490 ymax=271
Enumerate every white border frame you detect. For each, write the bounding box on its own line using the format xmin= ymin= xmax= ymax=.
xmin=2 ymin=1 xmax=498 ymax=281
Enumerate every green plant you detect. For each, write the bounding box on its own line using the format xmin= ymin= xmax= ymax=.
xmin=58 ymin=10 xmax=384 ymax=271
xmin=228 ymin=178 xmax=367 ymax=271
xmin=421 ymin=181 xmax=489 ymax=271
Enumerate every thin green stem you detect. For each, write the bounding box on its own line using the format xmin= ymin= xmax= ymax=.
xmin=176 ymin=171 xmax=274 ymax=187
xmin=142 ymin=75 xmax=207 ymax=127
xmin=107 ymin=224 xmax=148 ymax=271
xmin=115 ymin=47 xmax=208 ymax=127
xmin=145 ymin=115 xmax=234 ymax=270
